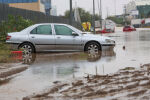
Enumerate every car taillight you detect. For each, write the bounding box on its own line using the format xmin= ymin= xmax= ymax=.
xmin=6 ymin=36 xmax=11 ymax=40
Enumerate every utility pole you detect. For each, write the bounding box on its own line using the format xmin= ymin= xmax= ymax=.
xmin=106 ymin=7 xmax=109 ymax=18
xmin=70 ymin=0 xmax=73 ymax=25
xmin=100 ymin=0 xmax=102 ymax=30
xmin=124 ymin=5 xmax=127 ymax=26
xmin=93 ymin=0 xmax=96 ymax=34
xmin=98 ymin=0 xmax=102 ymax=31
xmin=114 ymin=0 xmax=116 ymax=16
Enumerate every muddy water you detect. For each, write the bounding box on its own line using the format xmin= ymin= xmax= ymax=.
xmin=1 ymin=29 xmax=150 ymax=100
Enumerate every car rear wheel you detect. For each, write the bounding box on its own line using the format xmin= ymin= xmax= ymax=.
xmin=22 ymin=53 xmax=36 ymax=65
xmin=85 ymin=42 xmax=101 ymax=54
xmin=19 ymin=43 xmax=35 ymax=54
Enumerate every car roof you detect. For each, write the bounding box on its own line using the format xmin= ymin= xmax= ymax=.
xmin=34 ymin=23 xmax=68 ymax=26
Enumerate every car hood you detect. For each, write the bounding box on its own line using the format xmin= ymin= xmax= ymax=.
xmin=82 ymin=32 xmax=111 ymax=40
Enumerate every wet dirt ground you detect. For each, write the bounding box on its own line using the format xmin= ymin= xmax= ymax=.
xmin=0 ymin=63 xmax=28 ymax=85
xmin=1 ymin=28 xmax=150 ymax=100
xmin=25 ymin=64 xmax=150 ymax=100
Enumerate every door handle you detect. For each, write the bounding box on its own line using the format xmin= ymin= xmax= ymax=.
xmin=31 ymin=36 xmax=35 ymax=38
xmin=57 ymin=37 xmax=61 ymax=39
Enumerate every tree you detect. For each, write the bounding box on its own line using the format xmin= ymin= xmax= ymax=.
xmin=64 ymin=7 xmax=100 ymax=23
xmin=107 ymin=16 xmax=124 ymax=25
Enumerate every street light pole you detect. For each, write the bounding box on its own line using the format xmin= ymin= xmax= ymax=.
xmin=124 ymin=5 xmax=127 ymax=26
xmin=114 ymin=0 xmax=116 ymax=16
xmin=100 ymin=0 xmax=102 ymax=30
xmin=93 ymin=0 xmax=96 ymax=34
xmin=70 ymin=0 xmax=73 ymax=25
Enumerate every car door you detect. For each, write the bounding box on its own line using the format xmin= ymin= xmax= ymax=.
xmin=54 ymin=24 xmax=82 ymax=51
xmin=29 ymin=25 xmax=55 ymax=51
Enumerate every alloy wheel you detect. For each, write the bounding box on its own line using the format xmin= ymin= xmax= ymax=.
xmin=87 ymin=43 xmax=99 ymax=54
xmin=21 ymin=44 xmax=33 ymax=55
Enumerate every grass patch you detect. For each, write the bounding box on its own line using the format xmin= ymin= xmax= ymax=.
xmin=0 ymin=43 xmax=11 ymax=63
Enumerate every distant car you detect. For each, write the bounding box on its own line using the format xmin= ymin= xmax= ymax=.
xmin=6 ymin=23 xmax=115 ymax=53
xmin=123 ymin=26 xmax=136 ymax=32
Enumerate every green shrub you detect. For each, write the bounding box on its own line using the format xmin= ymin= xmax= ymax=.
xmin=0 ymin=15 xmax=33 ymax=42
xmin=0 ymin=15 xmax=33 ymax=63
xmin=0 ymin=43 xmax=11 ymax=63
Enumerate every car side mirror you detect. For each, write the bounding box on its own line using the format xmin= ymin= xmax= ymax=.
xmin=72 ymin=32 xmax=79 ymax=36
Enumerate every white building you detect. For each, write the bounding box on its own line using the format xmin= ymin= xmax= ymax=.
xmin=125 ymin=1 xmax=137 ymax=15
xmin=125 ymin=0 xmax=150 ymax=19
xmin=51 ymin=6 xmax=57 ymax=16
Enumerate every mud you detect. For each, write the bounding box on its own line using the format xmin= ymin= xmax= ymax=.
xmin=1 ymin=29 xmax=150 ymax=100
xmin=0 ymin=63 xmax=28 ymax=84
xmin=24 ymin=63 xmax=150 ymax=100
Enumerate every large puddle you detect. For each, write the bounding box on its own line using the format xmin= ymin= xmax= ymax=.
xmin=1 ymin=29 xmax=150 ymax=100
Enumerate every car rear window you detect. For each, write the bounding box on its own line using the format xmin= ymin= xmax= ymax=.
xmin=31 ymin=25 xmax=52 ymax=35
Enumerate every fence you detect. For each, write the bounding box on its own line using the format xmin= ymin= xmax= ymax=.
xmin=0 ymin=3 xmax=81 ymax=29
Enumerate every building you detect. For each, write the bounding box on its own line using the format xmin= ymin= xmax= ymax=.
xmin=0 ymin=0 xmax=52 ymax=15
xmin=51 ymin=6 xmax=57 ymax=16
xmin=125 ymin=0 xmax=150 ymax=19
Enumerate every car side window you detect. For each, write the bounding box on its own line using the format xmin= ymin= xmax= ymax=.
xmin=54 ymin=25 xmax=73 ymax=36
xmin=31 ymin=25 xmax=52 ymax=35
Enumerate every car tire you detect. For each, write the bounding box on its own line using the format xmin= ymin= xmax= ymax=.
xmin=22 ymin=53 xmax=36 ymax=65
xmin=19 ymin=43 xmax=35 ymax=54
xmin=85 ymin=42 xmax=101 ymax=54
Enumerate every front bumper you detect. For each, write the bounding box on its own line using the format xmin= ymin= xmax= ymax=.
xmin=101 ymin=44 xmax=115 ymax=51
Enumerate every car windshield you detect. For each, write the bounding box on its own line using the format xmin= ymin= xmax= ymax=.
xmin=125 ymin=26 xmax=130 ymax=28
xmin=69 ymin=25 xmax=82 ymax=33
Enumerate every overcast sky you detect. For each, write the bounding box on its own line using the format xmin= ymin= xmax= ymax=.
xmin=52 ymin=0 xmax=132 ymax=18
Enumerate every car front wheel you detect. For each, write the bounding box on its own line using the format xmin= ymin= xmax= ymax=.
xmin=85 ymin=42 xmax=101 ymax=54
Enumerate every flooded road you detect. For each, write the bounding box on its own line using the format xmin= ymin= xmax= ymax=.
xmin=1 ymin=28 xmax=150 ymax=100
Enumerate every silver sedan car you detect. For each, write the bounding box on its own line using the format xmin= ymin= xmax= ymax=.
xmin=6 ymin=23 xmax=115 ymax=53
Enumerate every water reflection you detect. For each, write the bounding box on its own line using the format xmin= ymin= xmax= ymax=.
xmin=2 ymin=30 xmax=150 ymax=100
xmin=22 ymin=50 xmax=116 ymax=65
xmin=20 ymin=50 xmax=116 ymax=79
xmin=0 ymin=50 xmax=116 ymax=100
xmin=139 ymin=31 xmax=150 ymax=41
xmin=22 ymin=53 xmax=36 ymax=64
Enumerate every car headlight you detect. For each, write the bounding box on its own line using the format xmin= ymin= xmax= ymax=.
xmin=105 ymin=39 xmax=115 ymax=44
